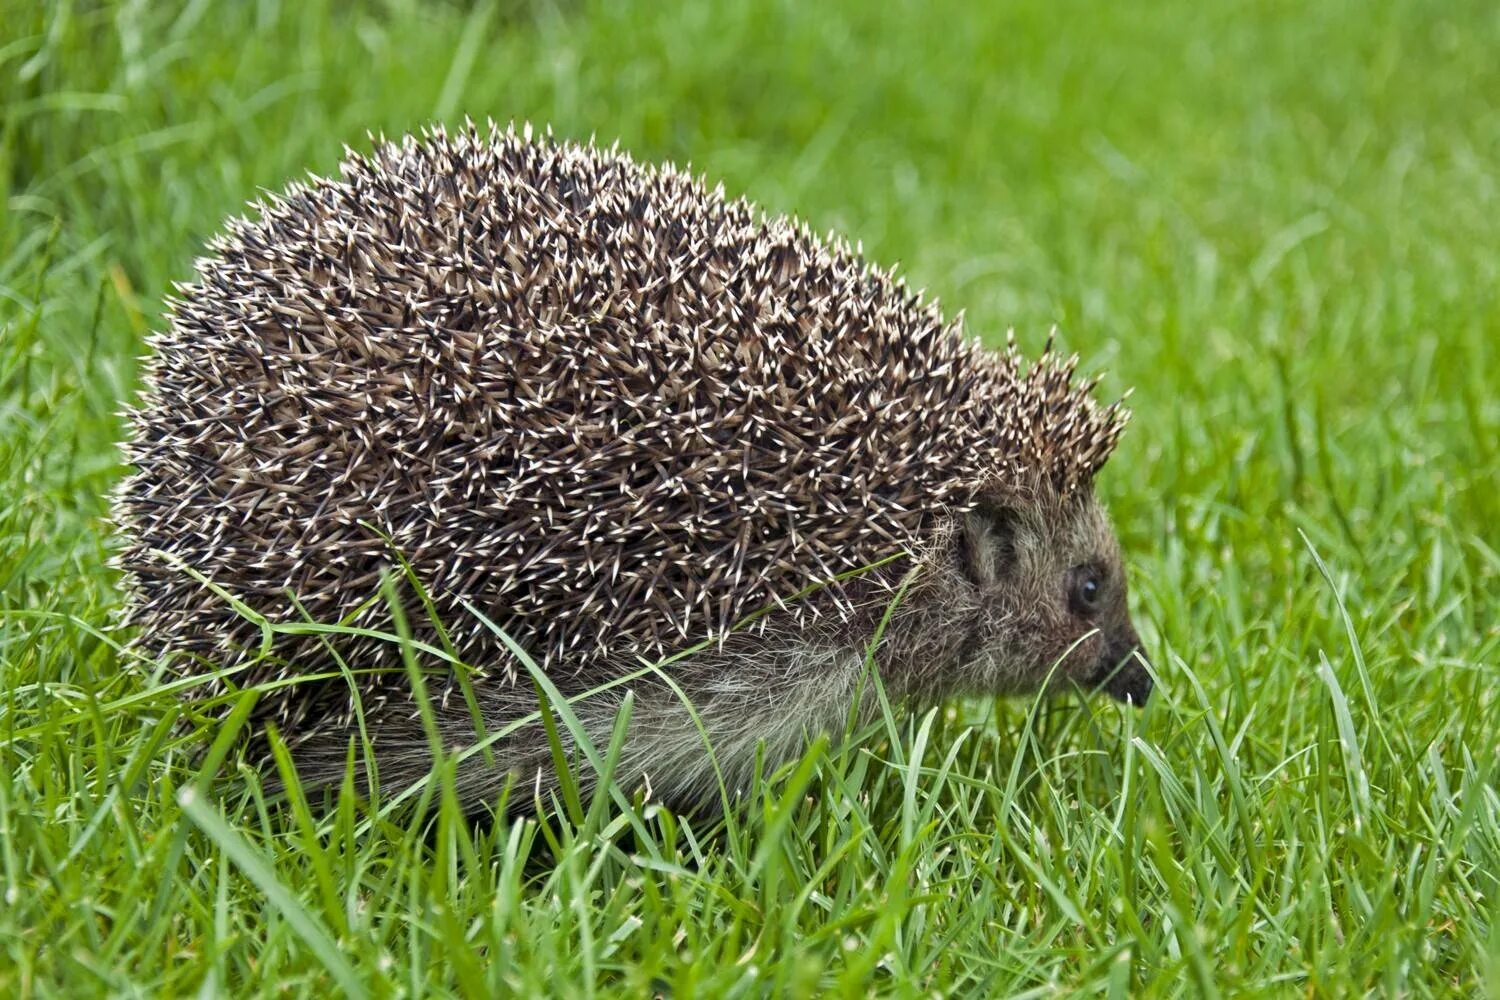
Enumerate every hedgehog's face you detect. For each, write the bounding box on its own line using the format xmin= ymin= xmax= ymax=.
xmin=947 ymin=485 xmax=1152 ymax=705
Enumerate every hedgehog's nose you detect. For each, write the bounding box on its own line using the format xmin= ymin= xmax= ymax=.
xmin=1096 ymin=639 xmax=1153 ymax=706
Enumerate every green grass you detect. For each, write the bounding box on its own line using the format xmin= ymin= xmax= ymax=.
xmin=3 ymin=0 xmax=1498 ymax=994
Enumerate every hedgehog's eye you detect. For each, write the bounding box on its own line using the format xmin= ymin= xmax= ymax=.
xmin=1069 ymin=565 xmax=1105 ymax=615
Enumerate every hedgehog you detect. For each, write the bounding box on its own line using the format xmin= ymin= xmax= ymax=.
xmin=114 ymin=122 xmax=1151 ymax=811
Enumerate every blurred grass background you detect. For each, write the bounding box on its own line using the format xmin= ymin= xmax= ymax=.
xmin=2 ymin=0 xmax=1498 ymax=994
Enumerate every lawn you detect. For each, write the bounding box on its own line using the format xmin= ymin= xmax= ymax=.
xmin=2 ymin=0 xmax=1498 ymax=994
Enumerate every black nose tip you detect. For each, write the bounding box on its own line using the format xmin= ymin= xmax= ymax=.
xmin=1099 ymin=647 xmax=1153 ymax=706
xmin=1105 ymin=666 xmax=1153 ymax=705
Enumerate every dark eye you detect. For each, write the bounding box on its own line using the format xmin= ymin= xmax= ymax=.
xmin=1070 ymin=567 xmax=1105 ymax=614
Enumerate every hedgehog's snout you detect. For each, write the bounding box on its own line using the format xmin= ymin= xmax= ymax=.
xmin=1093 ymin=626 xmax=1152 ymax=706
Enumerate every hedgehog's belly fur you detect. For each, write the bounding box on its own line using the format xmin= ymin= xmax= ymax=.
xmin=284 ymin=634 xmax=881 ymax=810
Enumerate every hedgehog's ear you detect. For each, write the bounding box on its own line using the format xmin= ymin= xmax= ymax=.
xmin=958 ymin=503 xmax=1017 ymax=586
